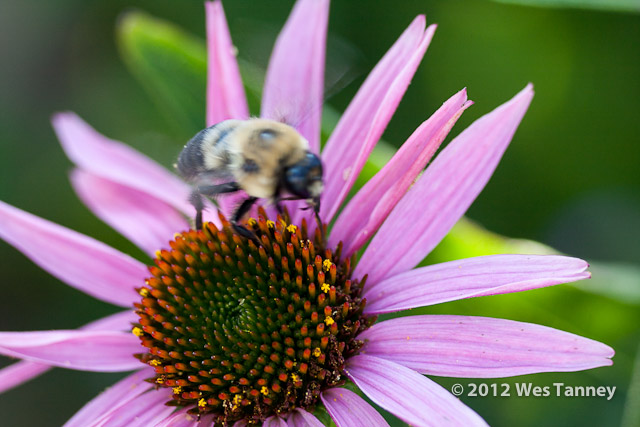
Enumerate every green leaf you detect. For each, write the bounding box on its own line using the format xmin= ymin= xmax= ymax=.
xmin=115 ymin=12 xmax=352 ymax=141
xmin=117 ymin=11 xmax=207 ymax=136
xmin=492 ymin=0 xmax=640 ymax=13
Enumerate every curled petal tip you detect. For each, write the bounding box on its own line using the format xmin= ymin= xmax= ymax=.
xmin=573 ymin=257 xmax=590 ymax=272
xmin=606 ymin=346 xmax=616 ymax=358
xmin=423 ymin=24 xmax=437 ymax=46
xmin=453 ymin=87 xmax=471 ymax=106
xmin=597 ymin=342 xmax=615 ymax=360
xmin=504 ymin=84 xmax=534 ymax=110
xmin=51 ymin=111 xmax=75 ymax=126
xmin=206 ymin=0 xmax=222 ymax=10
xmin=410 ymin=14 xmax=426 ymax=30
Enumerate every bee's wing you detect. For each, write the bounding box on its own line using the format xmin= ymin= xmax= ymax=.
xmin=185 ymin=168 xmax=236 ymax=188
xmin=232 ymin=19 xmax=364 ymax=147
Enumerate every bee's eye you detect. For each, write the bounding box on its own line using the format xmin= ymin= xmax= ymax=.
xmin=284 ymin=165 xmax=310 ymax=198
xmin=284 ymin=152 xmax=323 ymax=199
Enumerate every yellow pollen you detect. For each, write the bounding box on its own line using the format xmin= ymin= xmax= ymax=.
xmin=233 ymin=394 xmax=242 ymax=405
xmin=324 ymin=316 xmax=335 ymax=326
xmin=156 ymin=375 xmax=166 ymax=384
xmin=286 ymin=224 xmax=298 ymax=233
xmin=173 ymin=386 xmax=182 ymax=395
xmin=247 ymin=218 xmax=257 ymax=226
xmin=313 ymin=348 xmax=322 ymax=358
xmin=321 ymin=283 xmax=331 ymax=293
xmin=138 ymin=288 xmax=149 ymax=297
xmin=266 ymin=220 xmax=275 ymax=228
xmin=154 ymin=250 xmax=161 ymax=258
xmin=132 ymin=327 xmax=143 ymax=337
xmin=149 ymin=359 xmax=161 ymax=367
xmin=261 ymin=386 xmax=269 ymax=396
xmin=198 ymin=398 xmax=207 ymax=408
xmin=323 ymin=259 xmax=333 ymax=271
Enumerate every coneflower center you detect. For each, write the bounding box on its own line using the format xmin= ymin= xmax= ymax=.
xmin=133 ymin=210 xmax=372 ymax=425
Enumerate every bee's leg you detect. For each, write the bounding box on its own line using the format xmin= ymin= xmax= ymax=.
xmin=275 ymin=200 xmax=285 ymax=216
xmin=232 ymin=197 xmax=260 ymax=244
xmin=197 ymin=182 xmax=240 ymax=201
xmin=273 ymin=196 xmax=299 ymax=218
xmin=313 ymin=197 xmax=321 ymax=223
xmin=312 ymin=197 xmax=324 ymax=238
xmin=191 ymin=182 xmax=240 ymax=229
xmin=272 ymin=185 xmax=285 ymax=217
xmin=189 ymin=191 xmax=205 ymax=230
xmin=297 ymin=197 xmax=324 ymax=239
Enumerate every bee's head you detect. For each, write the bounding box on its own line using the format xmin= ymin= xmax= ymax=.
xmin=283 ymin=151 xmax=323 ymax=200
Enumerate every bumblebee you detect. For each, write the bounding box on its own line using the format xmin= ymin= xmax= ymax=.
xmin=177 ymin=118 xmax=323 ymax=238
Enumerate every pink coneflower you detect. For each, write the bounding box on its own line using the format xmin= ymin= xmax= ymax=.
xmin=0 ymin=0 xmax=613 ymax=426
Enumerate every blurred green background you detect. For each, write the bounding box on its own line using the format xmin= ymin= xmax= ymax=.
xmin=0 ymin=0 xmax=638 ymax=426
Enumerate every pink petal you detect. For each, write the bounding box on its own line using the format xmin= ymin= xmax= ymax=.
xmin=288 ymin=409 xmax=324 ymax=427
xmin=364 ymin=254 xmax=590 ymax=314
xmin=261 ymin=0 xmax=329 ymax=154
xmin=0 ymin=361 xmax=49 ymax=395
xmin=0 ymin=330 xmax=141 ymax=372
xmin=346 ymin=355 xmax=488 ymax=426
xmin=0 ymin=310 xmax=136 ymax=394
xmin=206 ymin=0 xmax=249 ymax=125
xmin=355 ymin=84 xmax=534 ymax=284
xmin=263 ymin=416 xmax=288 ymax=427
xmin=92 ymin=387 xmax=174 ymax=427
xmin=329 ymin=89 xmax=471 ymax=255
xmin=70 ymin=170 xmax=189 ymax=257
xmin=359 ymin=315 xmax=614 ymax=378
xmin=155 ymin=410 xmax=215 ymax=427
xmin=51 ymin=112 xmax=208 ymax=221
xmin=65 ymin=368 xmax=154 ymax=427
xmin=154 ymin=409 xmax=195 ymax=427
xmin=321 ymin=387 xmax=389 ymax=427
xmin=320 ymin=17 xmax=436 ymax=223
xmin=82 ymin=310 xmax=138 ymax=331
xmin=0 ymin=200 xmax=145 ymax=307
